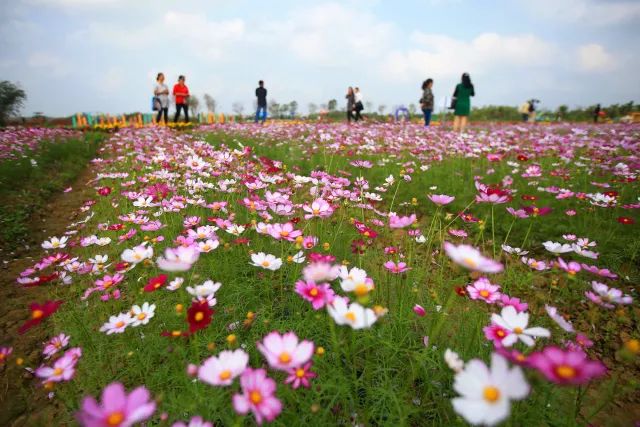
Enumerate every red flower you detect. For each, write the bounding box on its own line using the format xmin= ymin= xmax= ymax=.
xmin=455 ymin=287 xmax=467 ymax=297
xmin=114 ymin=262 xmax=130 ymax=272
xmin=233 ymin=238 xmax=250 ymax=245
xmin=97 ymin=187 xmax=112 ymax=196
xmin=617 ymin=216 xmax=635 ymax=225
xmin=144 ymin=274 xmax=168 ymax=292
xmin=19 ymin=300 xmax=63 ymax=334
xmin=108 ymin=223 xmax=125 ymax=231
xmin=604 ymin=191 xmax=619 ymax=198
xmin=22 ymin=272 xmax=59 ymax=288
xmin=517 ymin=154 xmax=529 ymax=162
xmin=187 ymin=301 xmax=213 ymax=333
xmin=523 ymin=205 xmax=552 ymax=217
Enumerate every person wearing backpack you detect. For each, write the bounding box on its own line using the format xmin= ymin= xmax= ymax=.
xmin=153 ymin=72 xmax=169 ymax=124
xmin=420 ymin=78 xmax=434 ymax=126
xmin=173 ymin=75 xmax=190 ymax=123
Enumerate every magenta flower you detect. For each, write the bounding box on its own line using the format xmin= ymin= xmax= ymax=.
xmin=0 ymin=346 xmax=13 ymax=364
xmin=528 ymin=346 xmax=607 ymax=385
xmin=156 ymin=245 xmax=200 ymax=272
xmin=35 ymin=349 xmax=80 ymax=384
xmin=585 ymin=281 xmax=633 ymax=309
xmin=389 ymin=214 xmax=416 ymax=229
xmin=483 ymin=323 xmax=512 ymax=347
xmin=506 ymin=207 xmax=529 ymax=218
xmin=447 ymin=229 xmax=468 ymax=238
xmin=499 ymin=294 xmax=529 ymax=312
xmin=232 ymin=368 xmax=282 ymax=425
xmin=284 ymin=362 xmax=317 ymax=389
xmin=267 ymin=222 xmax=302 ymax=241
xmin=76 ymin=382 xmax=156 ymax=427
xmin=257 ymin=331 xmax=314 ymax=371
xmin=556 ymin=258 xmax=581 ymax=276
xmin=294 ymin=280 xmax=335 ymax=310
xmin=43 ymin=333 xmax=70 ymax=359
xmin=580 ymin=263 xmax=617 ymax=279
xmin=383 ymin=260 xmax=411 ymax=273
xmin=413 ymin=304 xmax=426 ymax=317
xmin=303 ymin=198 xmax=334 ymax=219
xmin=428 ymin=194 xmax=455 ymax=206
xmin=443 ymin=242 xmax=503 ymax=273
xmin=466 ymin=277 xmax=501 ymax=303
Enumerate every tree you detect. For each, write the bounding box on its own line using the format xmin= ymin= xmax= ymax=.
xmin=289 ymin=101 xmax=298 ymax=117
xmin=187 ymin=95 xmax=200 ymax=115
xmin=279 ymin=103 xmax=290 ymax=118
xmin=327 ymin=99 xmax=337 ymax=112
xmin=0 ymin=80 xmax=27 ymax=126
xmin=378 ymin=104 xmax=387 ymax=115
xmin=308 ymin=103 xmax=317 ymax=115
xmin=203 ymin=93 xmax=217 ymax=113
xmin=365 ymin=101 xmax=373 ymax=112
xmin=268 ymin=100 xmax=280 ymax=118
xmin=232 ymin=102 xmax=244 ymax=116
xmin=408 ymin=103 xmax=417 ymax=115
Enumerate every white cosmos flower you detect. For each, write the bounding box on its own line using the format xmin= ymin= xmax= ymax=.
xmin=187 ymin=280 xmax=222 ymax=298
xmin=99 ymin=313 xmax=133 ymax=335
xmin=42 ymin=236 xmax=68 ymax=250
xmin=544 ymin=305 xmax=574 ymax=333
xmin=491 ymin=306 xmax=550 ymax=347
xmin=96 ymin=237 xmax=112 ymax=246
xmin=133 ymin=196 xmax=157 ymax=208
xmin=121 ymin=243 xmax=153 ymax=264
xmin=197 ymin=239 xmax=220 ymax=253
xmin=129 ymin=302 xmax=156 ymax=327
xmin=327 ymin=298 xmax=377 ymax=330
xmin=198 ymin=349 xmax=249 ymax=386
xmin=542 ymin=241 xmax=573 ymax=254
xmin=167 ymin=277 xmax=184 ymax=291
xmin=157 ymin=245 xmax=200 ymax=271
xmin=444 ymin=349 xmax=464 ymax=373
xmin=249 ymin=252 xmax=282 ymax=271
xmin=452 ymin=353 xmax=529 ymax=426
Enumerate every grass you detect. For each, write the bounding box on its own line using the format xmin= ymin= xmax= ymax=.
xmin=9 ymin=124 xmax=638 ymax=426
xmin=0 ymin=132 xmax=104 ymax=254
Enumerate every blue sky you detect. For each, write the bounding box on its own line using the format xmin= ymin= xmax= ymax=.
xmin=1 ymin=0 xmax=639 ymax=116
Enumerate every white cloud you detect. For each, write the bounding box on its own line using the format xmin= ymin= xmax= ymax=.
xmin=381 ymin=32 xmax=555 ymax=81
xmin=27 ymin=52 xmax=71 ymax=77
xmin=521 ymin=0 xmax=640 ymax=26
xmin=577 ymin=43 xmax=616 ymax=72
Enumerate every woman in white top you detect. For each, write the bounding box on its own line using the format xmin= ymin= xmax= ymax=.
xmin=354 ymin=87 xmax=364 ymax=121
xmin=154 ymin=72 xmax=169 ymax=124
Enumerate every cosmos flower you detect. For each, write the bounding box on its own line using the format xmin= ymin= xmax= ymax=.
xmin=284 ymin=362 xmax=317 ymax=389
xmin=129 ymin=302 xmax=156 ymax=327
xmin=443 ymin=242 xmax=503 ymax=273
xmin=257 ymin=331 xmax=314 ymax=371
xmin=42 ymin=236 xmax=68 ymax=250
xmin=43 ymin=333 xmax=70 ymax=359
xmin=19 ymin=300 xmax=63 ymax=335
xmin=389 ymin=214 xmax=416 ymax=229
xmin=428 ymin=194 xmax=455 ymax=206
xmin=327 ymin=298 xmax=377 ymax=329
xmin=467 ymin=277 xmax=501 ymax=304
xmin=187 ymin=280 xmax=222 ymax=298
xmin=490 ymin=306 xmax=550 ymax=347
xmin=544 ymin=305 xmax=574 ymax=333
xmin=528 ymin=346 xmax=607 ymax=385
xmin=383 ymin=260 xmax=411 ymax=273
xmin=294 ymin=280 xmax=335 ymax=310
xmin=232 ymin=368 xmax=282 ymax=425
xmin=187 ymin=301 xmax=214 ymax=333
xmin=585 ymin=282 xmax=632 ymax=309
xmin=198 ymin=349 xmax=249 ymax=386
xmin=121 ymin=243 xmax=153 ymax=265
xmin=250 ymin=252 xmax=283 ymax=271
xmin=76 ymin=382 xmax=156 ymax=427
xmin=143 ymin=274 xmax=167 ymax=292
xmin=157 ymin=245 xmax=200 ymax=271
xmin=100 ymin=312 xmax=133 ymax=335
xmin=451 ymin=353 xmax=529 ymax=426
xmin=303 ymin=198 xmax=334 ymax=219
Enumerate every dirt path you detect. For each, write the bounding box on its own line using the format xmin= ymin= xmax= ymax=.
xmin=0 ymin=164 xmax=98 ymax=426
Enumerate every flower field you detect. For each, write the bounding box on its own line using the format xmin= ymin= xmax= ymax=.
xmin=1 ymin=122 xmax=639 ymax=426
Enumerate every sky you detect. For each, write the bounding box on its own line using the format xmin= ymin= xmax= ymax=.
xmin=1 ymin=0 xmax=639 ymax=116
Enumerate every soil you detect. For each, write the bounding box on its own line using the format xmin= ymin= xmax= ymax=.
xmin=0 ymin=164 xmax=97 ymax=427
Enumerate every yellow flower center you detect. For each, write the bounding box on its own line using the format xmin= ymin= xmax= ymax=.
xmin=463 ymin=257 xmax=477 ymax=268
xmin=171 ymin=330 xmax=181 ymax=337
xmin=194 ymin=312 xmax=204 ymax=322
xmin=53 ymin=368 xmax=63 ymax=376
xmin=261 ymin=261 xmax=270 ymax=267
xmin=296 ymin=368 xmax=305 ymax=378
xmin=555 ymin=365 xmax=576 ymax=379
xmin=280 ymin=231 xmax=289 ymax=237
xmin=250 ymin=390 xmax=262 ymax=404
xmin=483 ymin=386 xmax=500 ymax=403
xmin=279 ymin=352 xmax=291 ymax=364
xmin=106 ymin=411 xmax=124 ymax=426
xmin=496 ymin=330 xmax=505 ymax=338
xmin=115 ymin=321 xmax=125 ymax=328
xmin=479 ymin=290 xmax=490 ymax=298
xmin=313 ymin=208 xmax=320 ymax=215
xmin=137 ymin=313 xmax=146 ymax=320
xmin=32 ymin=309 xmax=44 ymax=319
xmin=513 ymin=327 xmax=523 ymax=334
xmin=219 ymin=370 xmax=232 ymax=381
xmin=344 ymin=311 xmax=357 ymax=323
xmin=103 ymin=280 xmax=113 ymax=289
xmin=309 ymin=288 xmax=319 ymax=297
xmin=354 ymin=283 xmax=369 ymax=296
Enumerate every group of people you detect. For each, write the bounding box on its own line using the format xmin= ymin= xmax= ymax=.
xmin=519 ymin=99 xmax=539 ymax=122
xmin=419 ymin=72 xmax=475 ymax=132
xmin=345 ymin=87 xmax=365 ymax=123
xmin=153 ymin=73 xmax=191 ymax=124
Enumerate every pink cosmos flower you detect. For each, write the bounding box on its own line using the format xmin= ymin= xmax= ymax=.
xmin=389 ymin=214 xmax=416 ymax=229
xmin=76 ymin=382 xmax=156 ymax=427
xmin=521 ymin=257 xmax=549 ymax=271
xmin=528 ymin=346 xmax=607 ymax=385
xmin=257 ymin=331 xmax=314 ymax=371
xmin=580 ymin=264 xmax=617 ymax=279
xmin=302 ymin=236 xmax=318 ymax=249
xmin=413 ymin=304 xmax=426 ymax=317
xmin=444 ymin=242 xmax=503 ymax=273
xmin=35 ymin=350 xmax=80 ymax=384
xmin=198 ymin=349 xmax=249 ymax=386
xmin=448 ymin=229 xmax=468 ymax=238
xmin=466 ymin=277 xmax=501 ymax=304
xmin=506 ymin=207 xmax=529 ymax=218
xmin=483 ymin=323 xmax=512 ymax=347
xmin=294 ymin=280 xmax=335 ymax=310
xmin=95 ymin=274 xmax=124 ymax=292
xmin=545 ymin=305 xmax=574 ymax=333
xmin=43 ymin=333 xmax=70 ymax=359
xmin=585 ymin=282 xmax=632 ymax=309
xmin=556 ymin=258 xmax=581 ymax=276
xmin=157 ymin=245 xmax=200 ymax=271
xmin=302 ymin=262 xmax=340 ymax=283
xmin=267 ymin=222 xmax=302 ymax=241
xmin=303 ymin=198 xmax=334 ymax=219
xmin=232 ymin=368 xmax=282 ymax=425
xmin=499 ymin=295 xmax=528 ymax=313
xmin=428 ymin=194 xmax=455 ymax=206
xmin=0 ymin=346 xmax=12 ymax=364
xmin=284 ymin=362 xmax=317 ymax=389
xmin=383 ymin=260 xmax=411 ymax=273
xmin=172 ymin=416 xmax=213 ymax=427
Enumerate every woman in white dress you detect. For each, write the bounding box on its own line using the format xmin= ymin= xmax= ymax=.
xmin=154 ymin=73 xmax=169 ymax=124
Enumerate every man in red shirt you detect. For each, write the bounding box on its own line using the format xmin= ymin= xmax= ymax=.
xmin=173 ymin=75 xmax=190 ymax=123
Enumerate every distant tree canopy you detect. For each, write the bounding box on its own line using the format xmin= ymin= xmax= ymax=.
xmin=0 ymin=80 xmax=27 ymax=126
xmin=187 ymin=95 xmax=200 ymax=115
xmin=327 ymin=99 xmax=337 ymax=112
xmin=203 ymin=94 xmax=216 ymax=113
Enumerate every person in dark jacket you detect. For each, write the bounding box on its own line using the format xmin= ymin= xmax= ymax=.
xmin=593 ymin=104 xmax=601 ymax=123
xmin=345 ymin=87 xmax=355 ymax=123
xmin=452 ymin=73 xmax=475 ymax=132
xmin=420 ymin=78 xmax=434 ymax=126
xmin=255 ymin=80 xmax=267 ymax=124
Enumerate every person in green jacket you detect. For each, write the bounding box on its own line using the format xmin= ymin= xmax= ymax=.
xmin=452 ymin=72 xmax=475 ymax=132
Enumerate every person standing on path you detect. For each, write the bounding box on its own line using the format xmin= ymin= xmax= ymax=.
xmin=173 ymin=75 xmax=190 ymax=123
xmin=154 ymin=73 xmax=169 ymax=125
xmin=346 ymin=87 xmax=355 ymax=123
xmin=452 ymin=73 xmax=474 ymax=133
xmin=593 ymin=104 xmax=601 ymax=123
xmin=255 ymin=80 xmax=267 ymax=124
xmin=354 ymin=87 xmax=364 ymax=122
xmin=420 ymin=78 xmax=434 ymax=126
